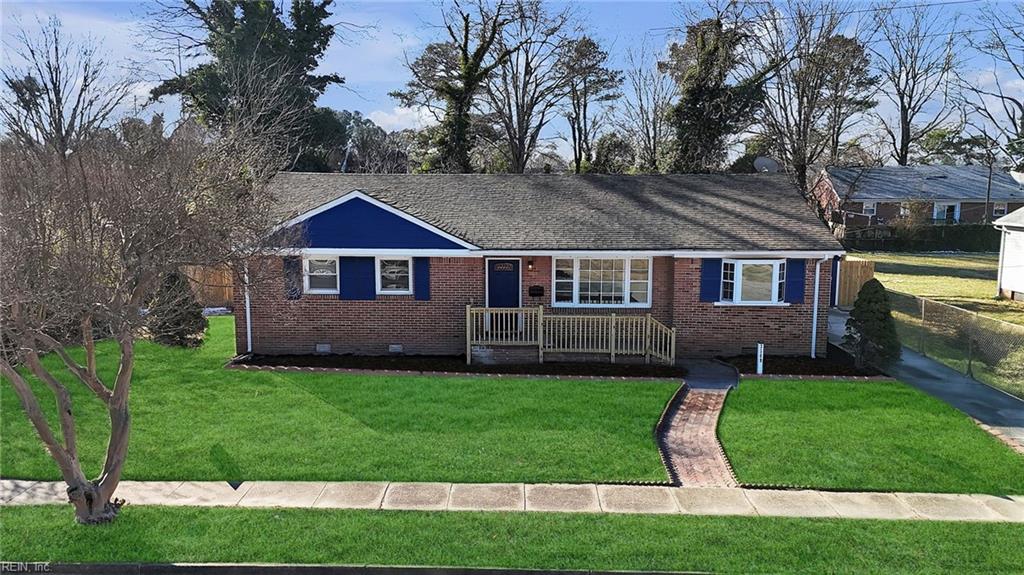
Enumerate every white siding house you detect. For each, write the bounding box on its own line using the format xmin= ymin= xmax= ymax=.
xmin=996 ymin=207 xmax=1024 ymax=301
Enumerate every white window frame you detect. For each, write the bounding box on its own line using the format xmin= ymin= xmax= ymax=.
xmin=899 ymin=202 xmax=910 ymax=217
xmin=933 ymin=202 xmax=960 ymax=222
xmin=716 ymin=259 xmax=790 ymax=306
xmin=303 ymin=257 xmax=339 ymax=294
xmin=375 ymin=256 xmax=413 ymax=295
xmin=862 ymin=201 xmax=877 ymax=216
xmin=993 ymin=202 xmax=1008 ymax=217
xmin=550 ymin=256 xmax=653 ymax=308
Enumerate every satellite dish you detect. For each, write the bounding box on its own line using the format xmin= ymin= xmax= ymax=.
xmin=753 ymin=156 xmax=781 ymax=173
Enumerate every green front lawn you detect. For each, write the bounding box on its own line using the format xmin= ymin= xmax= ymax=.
xmin=1 ymin=316 xmax=676 ymax=483
xmin=719 ymin=379 xmax=1024 ymax=494
xmin=856 ymin=252 xmax=1024 ymax=326
xmin=5 ymin=505 xmax=1023 ymax=574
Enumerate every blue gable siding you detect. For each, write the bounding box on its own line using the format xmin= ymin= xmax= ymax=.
xmin=301 ymin=197 xmax=466 ymax=249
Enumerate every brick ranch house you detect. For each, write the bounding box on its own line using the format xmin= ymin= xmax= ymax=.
xmin=235 ymin=173 xmax=844 ymax=363
xmin=813 ymin=165 xmax=1024 ymax=229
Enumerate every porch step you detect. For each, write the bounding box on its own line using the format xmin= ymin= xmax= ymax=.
xmin=678 ymin=359 xmax=738 ymax=390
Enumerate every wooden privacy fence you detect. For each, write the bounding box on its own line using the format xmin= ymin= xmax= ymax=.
xmin=837 ymin=258 xmax=875 ymax=307
xmin=184 ymin=265 xmax=234 ymax=308
xmin=466 ymin=305 xmax=676 ymax=365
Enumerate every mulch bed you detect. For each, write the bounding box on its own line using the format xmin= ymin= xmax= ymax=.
xmin=720 ymin=344 xmax=881 ymax=377
xmin=236 ymin=353 xmax=688 ymax=378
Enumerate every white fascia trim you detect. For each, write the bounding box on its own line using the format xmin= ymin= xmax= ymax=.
xmin=674 ymin=250 xmax=845 ymax=259
xmin=276 ymin=189 xmax=480 ymax=250
xmin=479 ymin=249 xmax=847 ymax=258
xmin=268 ymin=248 xmax=847 ymax=258
xmin=279 ymin=248 xmax=481 ymax=257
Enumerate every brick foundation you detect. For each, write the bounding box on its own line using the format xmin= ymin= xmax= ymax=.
xmin=236 ymin=255 xmax=832 ymax=360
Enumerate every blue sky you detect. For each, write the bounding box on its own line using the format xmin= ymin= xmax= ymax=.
xmin=2 ymin=0 xmax=1014 ymax=161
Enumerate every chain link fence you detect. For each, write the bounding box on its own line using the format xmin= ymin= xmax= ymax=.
xmin=887 ymin=290 xmax=1024 ymax=399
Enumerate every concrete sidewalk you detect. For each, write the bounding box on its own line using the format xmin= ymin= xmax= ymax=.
xmin=828 ymin=309 xmax=1024 ymax=447
xmin=3 ymin=480 xmax=1021 ymax=522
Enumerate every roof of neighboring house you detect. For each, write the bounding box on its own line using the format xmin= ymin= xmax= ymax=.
xmin=825 ymin=165 xmax=1024 ymax=202
xmin=268 ymin=173 xmax=842 ymax=252
xmin=995 ymin=206 xmax=1024 ymax=230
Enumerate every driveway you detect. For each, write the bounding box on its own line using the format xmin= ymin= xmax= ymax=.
xmin=829 ymin=309 xmax=1024 ymax=446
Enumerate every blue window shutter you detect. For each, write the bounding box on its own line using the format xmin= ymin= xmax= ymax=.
xmin=283 ymin=257 xmax=302 ymax=300
xmin=699 ymin=258 xmax=723 ymax=302
xmin=785 ymin=258 xmax=806 ymax=303
xmin=339 ymin=257 xmax=375 ymax=300
xmin=414 ymin=257 xmax=430 ymax=301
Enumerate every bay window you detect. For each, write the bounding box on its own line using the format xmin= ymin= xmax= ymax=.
xmin=720 ymin=259 xmax=787 ymax=304
xmin=553 ymin=257 xmax=651 ymax=307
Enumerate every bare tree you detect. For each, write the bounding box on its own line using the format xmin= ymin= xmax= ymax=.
xmin=559 ymin=36 xmax=622 ymax=173
xmin=872 ymin=2 xmax=958 ymax=166
xmin=1 ymin=17 xmax=135 ymax=157
xmin=484 ymin=0 xmax=575 ymax=173
xmin=963 ymin=2 xmax=1024 ymax=170
xmin=0 ymin=25 xmax=301 ymax=523
xmin=618 ymin=45 xmax=674 ymax=172
xmin=743 ymin=0 xmax=859 ymax=195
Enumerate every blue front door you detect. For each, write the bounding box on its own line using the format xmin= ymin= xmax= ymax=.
xmin=487 ymin=259 xmax=520 ymax=308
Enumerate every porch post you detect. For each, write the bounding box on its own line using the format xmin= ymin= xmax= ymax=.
xmin=644 ymin=314 xmax=652 ymax=365
xmin=465 ymin=304 xmax=472 ymax=365
xmin=537 ymin=305 xmax=544 ymax=364
xmin=609 ymin=314 xmax=616 ymax=363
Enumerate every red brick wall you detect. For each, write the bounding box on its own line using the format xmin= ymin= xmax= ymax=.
xmin=671 ymin=258 xmax=831 ymax=358
xmin=235 ymin=256 xmax=484 ymax=356
xmin=235 ymin=255 xmax=831 ymax=359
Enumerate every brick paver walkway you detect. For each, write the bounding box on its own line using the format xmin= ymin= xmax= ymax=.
xmin=662 ymin=389 xmax=738 ymax=487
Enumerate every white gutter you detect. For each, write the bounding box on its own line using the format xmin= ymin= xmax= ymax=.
xmin=810 ymin=256 xmax=831 ymax=358
xmin=243 ymin=264 xmax=253 ymax=354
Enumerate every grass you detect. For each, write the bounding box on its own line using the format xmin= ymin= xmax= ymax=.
xmin=855 ymin=252 xmax=1024 ymax=326
xmin=1 ymin=316 xmax=676 ymax=483
xmin=4 ymin=506 xmax=1024 ymax=574
xmin=718 ymin=379 xmax=1024 ymax=494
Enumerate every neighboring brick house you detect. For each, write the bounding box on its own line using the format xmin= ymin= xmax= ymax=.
xmin=812 ymin=165 xmax=1024 ymax=229
xmin=996 ymin=207 xmax=1024 ymax=301
xmin=236 ymin=173 xmax=843 ymax=362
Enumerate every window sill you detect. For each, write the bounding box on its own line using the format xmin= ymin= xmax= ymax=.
xmin=377 ymin=291 xmax=413 ymax=297
xmin=551 ymin=303 xmax=653 ymax=309
xmin=713 ymin=301 xmax=791 ymax=307
xmin=304 ymin=290 xmax=339 ymax=296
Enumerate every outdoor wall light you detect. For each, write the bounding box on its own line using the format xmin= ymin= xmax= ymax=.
xmin=527 ymin=259 xmax=534 ymax=271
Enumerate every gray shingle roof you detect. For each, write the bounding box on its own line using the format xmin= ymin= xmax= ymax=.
xmin=826 ymin=165 xmax=1024 ymax=201
xmin=268 ymin=172 xmax=842 ymax=251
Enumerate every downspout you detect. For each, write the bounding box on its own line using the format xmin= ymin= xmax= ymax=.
xmin=810 ymin=256 xmax=830 ymax=359
xmin=996 ymin=227 xmax=1006 ymax=298
xmin=243 ymin=264 xmax=253 ymax=354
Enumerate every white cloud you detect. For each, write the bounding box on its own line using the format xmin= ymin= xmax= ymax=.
xmin=368 ymin=105 xmax=436 ymax=131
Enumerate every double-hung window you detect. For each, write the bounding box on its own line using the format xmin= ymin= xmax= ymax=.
xmin=376 ymin=257 xmax=412 ymax=295
xmin=553 ymin=257 xmax=651 ymax=307
xmin=304 ymin=258 xmax=339 ymax=294
xmin=720 ymin=259 xmax=787 ymax=304
xmin=994 ymin=202 xmax=1008 ymax=217
xmin=862 ymin=201 xmax=877 ymax=216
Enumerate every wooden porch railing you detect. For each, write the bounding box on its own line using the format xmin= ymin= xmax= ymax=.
xmin=465 ymin=305 xmax=676 ymax=366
